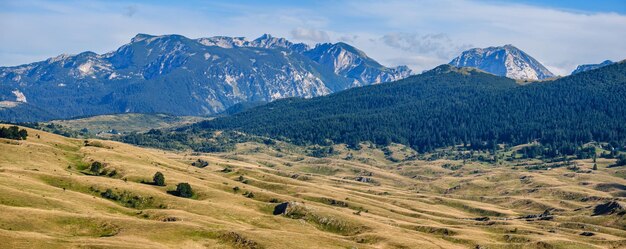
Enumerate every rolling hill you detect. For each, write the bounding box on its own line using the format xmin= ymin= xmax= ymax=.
xmin=1 ymin=125 xmax=626 ymax=248
xmin=48 ymin=113 xmax=210 ymax=137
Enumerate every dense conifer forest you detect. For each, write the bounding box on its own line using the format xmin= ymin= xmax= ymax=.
xmin=193 ymin=62 xmax=626 ymax=154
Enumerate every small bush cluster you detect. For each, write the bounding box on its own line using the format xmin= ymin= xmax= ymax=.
xmin=96 ymin=188 xmax=157 ymax=209
xmin=441 ymin=163 xmax=463 ymax=171
xmin=237 ymin=175 xmax=249 ymax=184
xmin=219 ymin=231 xmax=262 ymax=249
xmin=281 ymin=202 xmax=366 ymax=236
xmin=191 ymin=159 xmax=209 ymax=168
xmin=321 ymin=197 xmax=348 ymax=207
xmin=243 ymin=191 xmax=255 ymax=198
xmin=90 ymin=161 xmax=104 ymax=175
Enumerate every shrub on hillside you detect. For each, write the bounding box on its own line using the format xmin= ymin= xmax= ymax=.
xmin=153 ymin=172 xmax=165 ymax=186
xmin=174 ymin=183 xmax=193 ymax=198
xmin=243 ymin=191 xmax=255 ymax=198
xmin=90 ymin=161 xmax=103 ymax=175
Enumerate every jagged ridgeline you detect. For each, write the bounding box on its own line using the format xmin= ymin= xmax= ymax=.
xmin=197 ymin=62 xmax=626 ymax=152
xmin=0 ymin=34 xmax=410 ymax=122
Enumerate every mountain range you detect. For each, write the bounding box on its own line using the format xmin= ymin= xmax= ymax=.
xmin=1 ymin=34 xmax=619 ymax=123
xmin=0 ymin=34 xmax=410 ymax=122
xmin=449 ymin=44 xmax=555 ymax=80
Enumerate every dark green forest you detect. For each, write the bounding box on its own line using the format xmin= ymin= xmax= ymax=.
xmin=0 ymin=125 xmax=28 ymax=140
xmin=193 ymin=62 xmax=626 ymax=154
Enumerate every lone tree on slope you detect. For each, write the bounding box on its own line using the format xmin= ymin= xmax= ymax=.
xmin=175 ymin=183 xmax=193 ymax=198
xmin=153 ymin=172 xmax=165 ymax=186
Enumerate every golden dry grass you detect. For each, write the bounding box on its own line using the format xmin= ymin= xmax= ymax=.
xmin=0 ymin=125 xmax=625 ymax=248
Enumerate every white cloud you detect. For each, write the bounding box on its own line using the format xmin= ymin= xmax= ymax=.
xmin=380 ymin=32 xmax=473 ymax=60
xmin=290 ymin=27 xmax=330 ymax=43
xmin=338 ymin=35 xmax=359 ymax=43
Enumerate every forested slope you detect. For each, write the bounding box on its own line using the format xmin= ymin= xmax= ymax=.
xmin=198 ymin=62 xmax=626 ymax=152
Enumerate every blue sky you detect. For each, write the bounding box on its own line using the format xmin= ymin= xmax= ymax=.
xmin=1 ymin=0 xmax=625 ymax=75
xmin=488 ymin=0 xmax=626 ymax=14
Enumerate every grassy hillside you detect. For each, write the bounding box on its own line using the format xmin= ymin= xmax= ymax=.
xmin=49 ymin=113 xmax=210 ymax=137
xmin=1 ymin=125 xmax=625 ymax=248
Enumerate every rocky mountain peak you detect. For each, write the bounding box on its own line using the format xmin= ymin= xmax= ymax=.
xmin=449 ymin=45 xmax=555 ymax=80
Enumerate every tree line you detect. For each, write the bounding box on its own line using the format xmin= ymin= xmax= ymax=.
xmin=0 ymin=125 xmax=28 ymax=140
